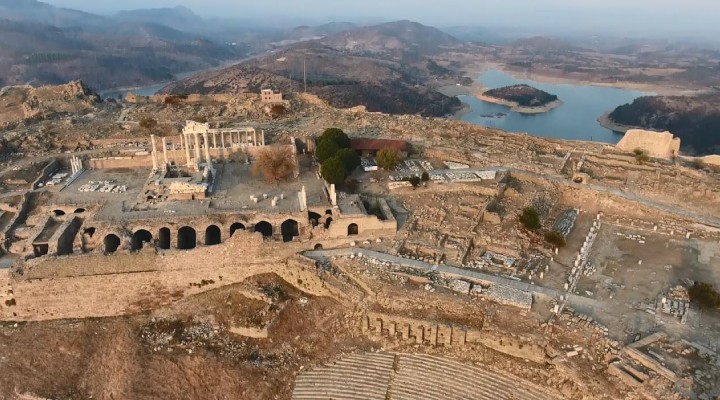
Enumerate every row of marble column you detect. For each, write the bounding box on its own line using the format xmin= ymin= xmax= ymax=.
xmin=150 ymin=129 xmax=266 ymax=171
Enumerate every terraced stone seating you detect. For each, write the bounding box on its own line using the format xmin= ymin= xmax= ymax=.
xmin=291 ymin=352 xmax=395 ymax=400
xmin=291 ymin=352 xmax=560 ymax=400
xmin=390 ymin=354 xmax=557 ymax=400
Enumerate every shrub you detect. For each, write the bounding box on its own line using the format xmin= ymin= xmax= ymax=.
xmin=139 ymin=117 xmax=158 ymax=130
xmin=689 ymin=158 xmax=705 ymax=170
xmin=633 ymin=148 xmax=650 ymax=164
xmin=316 ymin=140 xmax=340 ymax=163
xmin=421 ymin=171 xmax=430 ymax=182
xmin=402 ymin=176 xmax=421 ymax=187
xmin=519 ymin=207 xmax=541 ymax=231
xmin=343 ymin=178 xmax=359 ymax=193
xmin=544 ymin=230 xmax=566 ymax=248
xmin=251 ymin=146 xmax=296 ymax=184
xmin=506 ymin=176 xmax=523 ymax=191
xmin=376 ymin=148 xmax=400 ymax=170
xmin=689 ymin=282 xmax=720 ymax=309
xmin=321 ymin=157 xmax=346 ymax=185
xmin=336 ymin=148 xmax=361 ymax=172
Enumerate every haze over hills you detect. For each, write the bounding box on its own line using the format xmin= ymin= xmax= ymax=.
xmin=0 ymin=0 xmax=250 ymax=89
xmin=162 ymin=21 xmax=469 ymax=116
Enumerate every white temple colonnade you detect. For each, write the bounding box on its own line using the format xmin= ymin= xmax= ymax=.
xmin=151 ymin=121 xmax=266 ymax=171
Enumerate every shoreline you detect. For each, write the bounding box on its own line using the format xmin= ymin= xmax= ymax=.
xmin=475 ymin=93 xmax=563 ymax=114
xmin=460 ymin=61 xmax=704 ymax=97
xmin=596 ymin=112 xmax=640 ymax=133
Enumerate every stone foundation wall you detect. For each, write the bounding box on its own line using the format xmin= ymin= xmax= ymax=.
xmin=2 ymin=233 xmax=335 ymax=321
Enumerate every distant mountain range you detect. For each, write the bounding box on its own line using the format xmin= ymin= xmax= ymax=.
xmin=0 ymin=0 xmax=257 ymax=90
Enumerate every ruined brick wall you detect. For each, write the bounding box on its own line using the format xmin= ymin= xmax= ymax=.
xmin=616 ymin=129 xmax=681 ymax=159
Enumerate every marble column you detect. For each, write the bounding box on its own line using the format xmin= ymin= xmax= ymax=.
xmin=162 ymin=137 xmax=168 ymax=166
xmin=221 ymin=132 xmax=225 ymax=149
xmin=203 ymin=131 xmax=211 ymax=164
xmin=253 ymin=130 xmax=257 ymax=146
xmin=184 ymin=133 xmax=191 ymax=166
xmin=213 ymin=132 xmax=217 ymax=149
xmin=150 ymin=134 xmax=158 ymax=171
xmin=261 ymin=130 xmax=265 ymax=146
xmin=194 ymin=132 xmax=201 ymax=164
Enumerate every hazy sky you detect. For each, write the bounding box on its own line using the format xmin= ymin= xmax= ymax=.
xmin=43 ymin=0 xmax=720 ymax=37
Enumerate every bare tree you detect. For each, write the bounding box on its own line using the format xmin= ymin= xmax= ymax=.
xmin=252 ymin=146 xmax=296 ymax=184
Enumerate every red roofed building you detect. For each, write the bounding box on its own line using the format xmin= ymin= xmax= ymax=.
xmin=350 ymin=138 xmax=409 ymax=158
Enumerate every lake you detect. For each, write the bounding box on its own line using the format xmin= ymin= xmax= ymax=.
xmin=458 ymin=70 xmax=652 ymax=143
xmin=98 ymin=71 xmax=199 ymax=100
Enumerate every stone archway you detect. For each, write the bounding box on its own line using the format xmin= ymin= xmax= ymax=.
xmin=177 ymin=226 xmax=197 ymax=250
xmin=324 ymin=217 xmax=333 ymax=229
xmin=158 ymin=227 xmax=171 ymax=250
xmin=53 ymin=210 xmax=65 ymax=217
xmin=74 ymin=208 xmax=86 ymax=214
xmin=348 ymin=223 xmax=359 ymax=236
xmin=131 ymin=229 xmax=153 ymax=251
xmin=103 ymin=234 xmax=121 ymax=253
xmin=254 ymin=221 xmax=273 ymax=238
xmin=308 ymin=211 xmax=321 ymax=227
xmin=314 ymin=243 xmax=323 ymax=250
xmin=230 ymin=222 xmax=246 ymax=237
xmin=205 ymin=225 xmax=221 ymax=245
xmin=84 ymin=227 xmax=96 ymax=238
xmin=281 ymin=219 xmax=299 ymax=242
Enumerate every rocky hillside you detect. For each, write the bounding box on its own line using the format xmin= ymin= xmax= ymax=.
xmin=320 ymin=20 xmax=463 ymax=60
xmin=608 ymin=94 xmax=720 ymax=155
xmin=484 ymin=84 xmax=558 ymax=107
xmin=0 ymin=81 xmax=101 ymax=129
xmin=161 ymin=24 xmax=467 ymax=117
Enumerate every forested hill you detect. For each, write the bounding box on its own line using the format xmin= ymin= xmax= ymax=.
xmin=608 ymin=94 xmax=720 ymax=156
xmin=484 ymin=84 xmax=558 ymax=107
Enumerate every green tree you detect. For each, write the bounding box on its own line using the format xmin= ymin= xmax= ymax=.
xmin=336 ymin=148 xmax=361 ymax=172
xmin=519 ymin=207 xmax=541 ymax=231
xmin=376 ymin=148 xmax=400 ymax=170
xmin=316 ymin=140 xmax=340 ymax=163
xmin=689 ymin=282 xmax=720 ymax=309
xmin=319 ymin=128 xmax=351 ymax=148
xmin=421 ymin=171 xmax=430 ymax=182
xmin=321 ymin=157 xmax=347 ymax=185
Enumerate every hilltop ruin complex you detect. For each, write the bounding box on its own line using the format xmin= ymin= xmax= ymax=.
xmin=0 ymin=86 xmax=718 ymax=400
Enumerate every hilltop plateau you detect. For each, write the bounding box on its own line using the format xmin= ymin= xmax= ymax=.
xmin=0 ymin=81 xmax=718 ymax=400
